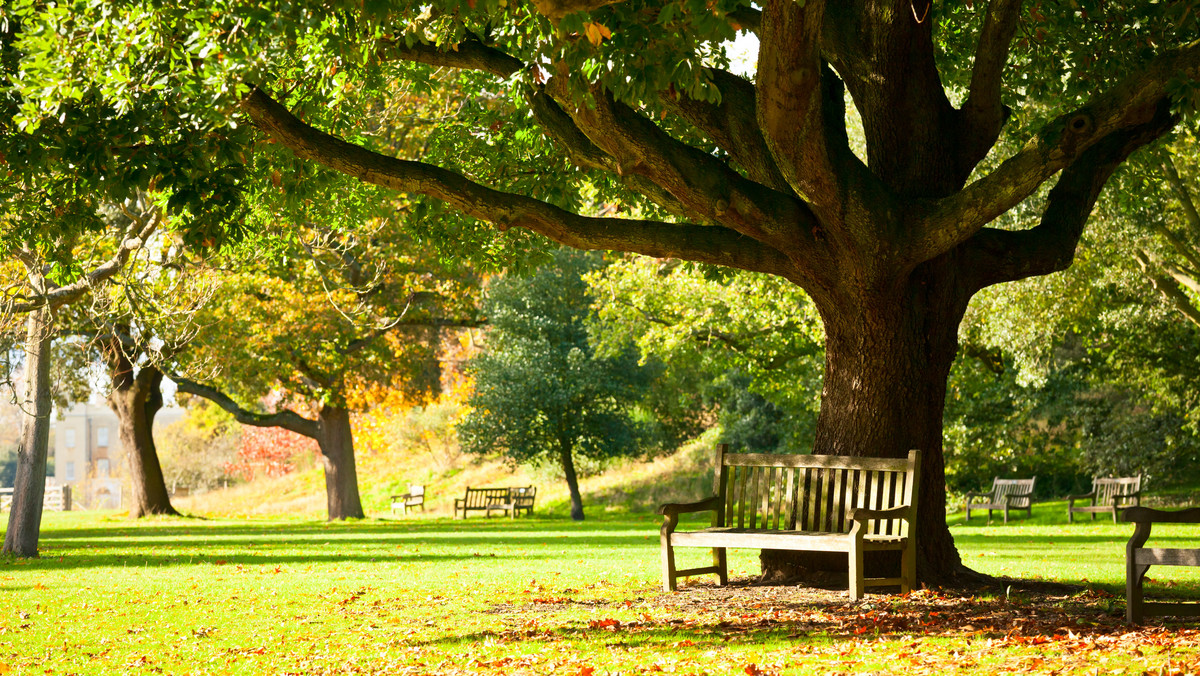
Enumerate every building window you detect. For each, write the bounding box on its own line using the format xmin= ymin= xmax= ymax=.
xmin=64 ymin=429 xmax=76 ymax=448
xmin=96 ymin=427 xmax=109 ymax=447
xmin=97 ymin=459 xmax=110 ymax=477
xmin=65 ymin=462 xmax=75 ymax=481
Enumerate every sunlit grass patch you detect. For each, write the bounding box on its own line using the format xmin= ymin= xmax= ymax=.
xmin=0 ymin=508 xmax=1198 ymax=674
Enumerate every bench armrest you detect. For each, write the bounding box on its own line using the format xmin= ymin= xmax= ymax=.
xmin=963 ymin=491 xmax=991 ymax=501
xmin=849 ymin=506 xmax=912 ymax=522
xmin=657 ymin=496 xmax=722 ymax=517
xmin=1123 ymin=506 xmax=1200 ymax=524
xmin=1066 ymin=490 xmax=1096 ymax=501
xmin=1003 ymin=491 xmax=1034 ymax=504
xmin=391 ymin=493 xmax=411 ymax=501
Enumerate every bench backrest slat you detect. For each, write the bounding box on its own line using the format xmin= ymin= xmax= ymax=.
xmin=989 ymin=477 xmax=1035 ymax=508
xmin=1095 ymin=476 xmax=1140 ymax=502
xmin=716 ymin=448 xmax=918 ymax=536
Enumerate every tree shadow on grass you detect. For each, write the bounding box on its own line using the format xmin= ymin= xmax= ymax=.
xmin=414 ymin=581 xmax=1198 ymax=653
xmin=0 ymin=549 xmax=558 ymax=571
xmin=37 ymin=516 xmax=655 ymax=541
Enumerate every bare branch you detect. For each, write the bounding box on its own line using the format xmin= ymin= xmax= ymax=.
xmin=172 ymin=376 xmax=321 ymax=438
xmin=241 ymin=87 xmax=800 ymax=278
xmin=1135 ymin=250 xmax=1200 ymax=329
xmin=1163 ymin=155 xmax=1200 ymax=242
xmin=5 ymin=207 xmax=162 ymax=314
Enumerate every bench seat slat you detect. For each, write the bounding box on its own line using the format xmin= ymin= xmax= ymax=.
xmin=671 ymin=527 xmax=907 ymax=552
xmin=1139 ymin=602 xmax=1200 ymax=617
xmin=1135 ymin=548 xmax=1200 ymax=567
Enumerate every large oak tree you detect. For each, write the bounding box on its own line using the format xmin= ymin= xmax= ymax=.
xmin=9 ymin=1 xmax=1200 ymax=578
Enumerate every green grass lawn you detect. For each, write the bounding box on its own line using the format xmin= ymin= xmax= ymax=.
xmin=1 ymin=504 xmax=1199 ymax=675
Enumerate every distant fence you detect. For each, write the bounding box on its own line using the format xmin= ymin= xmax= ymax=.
xmin=0 ymin=483 xmax=72 ymax=512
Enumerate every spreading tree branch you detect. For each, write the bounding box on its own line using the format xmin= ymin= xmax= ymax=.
xmin=755 ymin=0 xmax=834 ymax=204
xmin=668 ymin=68 xmax=792 ymax=193
xmin=5 ymin=210 xmax=160 ymax=314
xmin=964 ymin=100 xmax=1177 ymax=290
xmin=916 ymin=40 xmax=1200 ymax=263
xmin=241 ymin=87 xmax=800 ymax=278
xmin=172 ymin=376 xmax=321 ymax=438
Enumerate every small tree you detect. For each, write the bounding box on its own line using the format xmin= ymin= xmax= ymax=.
xmin=458 ymin=249 xmax=648 ymax=521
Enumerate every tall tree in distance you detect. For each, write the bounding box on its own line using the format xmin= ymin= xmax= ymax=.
xmin=459 ymin=249 xmax=649 ymax=521
xmin=171 ymin=217 xmax=482 ymax=520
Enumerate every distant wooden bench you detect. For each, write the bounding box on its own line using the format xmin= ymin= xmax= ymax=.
xmin=1124 ymin=506 xmax=1200 ymax=624
xmin=658 ymin=445 xmax=921 ymax=600
xmin=454 ymin=486 xmax=535 ymax=519
xmin=964 ymin=477 xmax=1035 ymax=523
xmin=1068 ymin=476 xmax=1141 ymax=523
xmin=0 ymin=484 xmax=71 ymax=512
xmin=390 ymin=485 xmax=425 ymax=515
xmin=506 ymin=486 xmax=537 ymax=517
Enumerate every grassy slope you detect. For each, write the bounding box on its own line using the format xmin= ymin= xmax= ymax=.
xmin=173 ymin=431 xmax=724 ymax=520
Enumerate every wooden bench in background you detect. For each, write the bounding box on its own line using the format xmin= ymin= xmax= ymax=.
xmin=1124 ymin=506 xmax=1200 ymax=624
xmin=0 ymin=484 xmax=71 ymax=512
xmin=390 ymin=485 xmax=425 ymax=515
xmin=1068 ymin=476 xmax=1141 ymax=523
xmin=964 ymin=477 xmax=1035 ymax=523
xmin=454 ymin=486 xmax=536 ymax=518
xmin=657 ymin=445 xmax=921 ymax=600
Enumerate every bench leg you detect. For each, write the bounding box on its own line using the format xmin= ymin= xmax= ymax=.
xmin=901 ymin=541 xmax=916 ymax=594
xmin=1002 ymin=507 xmax=1008 ymax=523
xmin=661 ymin=538 xmax=677 ymax=592
xmin=712 ymin=547 xmax=728 ymax=586
xmin=849 ymin=540 xmax=865 ymax=601
xmin=1127 ymin=560 xmax=1150 ymax=624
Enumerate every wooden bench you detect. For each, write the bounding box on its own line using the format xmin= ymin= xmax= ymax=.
xmin=1068 ymin=476 xmax=1141 ymax=523
xmin=390 ymin=485 xmax=425 ymax=515
xmin=964 ymin=477 xmax=1035 ymax=523
xmin=454 ymin=486 xmax=535 ymax=518
xmin=1124 ymin=506 xmax=1200 ymax=624
xmin=0 ymin=484 xmax=71 ymax=512
xmin=657 ymin=445 xmax=921 ymax=600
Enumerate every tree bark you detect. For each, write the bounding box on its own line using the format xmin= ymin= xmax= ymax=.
xmin=315 ymin=404 xmax=365 ymax=520
xmin=3 ymin=307 xmax=54 ymax=557
xmin=106 ymin=358 xmax=177 ymax=518
xmin=762 ymin=256 xmax=972 ymax=583
xmin=558 ymin=436 xmax=585 ymax=521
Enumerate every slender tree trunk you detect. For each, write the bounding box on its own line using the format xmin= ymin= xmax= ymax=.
xmin=107 ymin=361 xmax=177 ymax=518
xmin=762 ymin=260 xmax=972 ymax=583
xmin=558 ymin=436 xmax=585 ymax=521
xmin=3 ymin=307 xmax=54 ymax=557
xmin=315 ymin=404 xmax=365 ymax=520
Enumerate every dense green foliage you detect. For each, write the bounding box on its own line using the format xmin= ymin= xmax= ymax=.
xmin=458 ymin=249 xmax=650 ymax=519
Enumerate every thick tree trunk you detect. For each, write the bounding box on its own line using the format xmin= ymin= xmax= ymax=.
xmin=762 ymin=259 xmax=972 ymax=584
xmin=107 ymin=363 xmax=177 ymax=518
xmin=315 ymin=404 xmax=365 ymax=520
xmin=559 ymin=436 xmax=585 ymax=521
xmin=3 ymin=307 xmax=54 ymax=557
